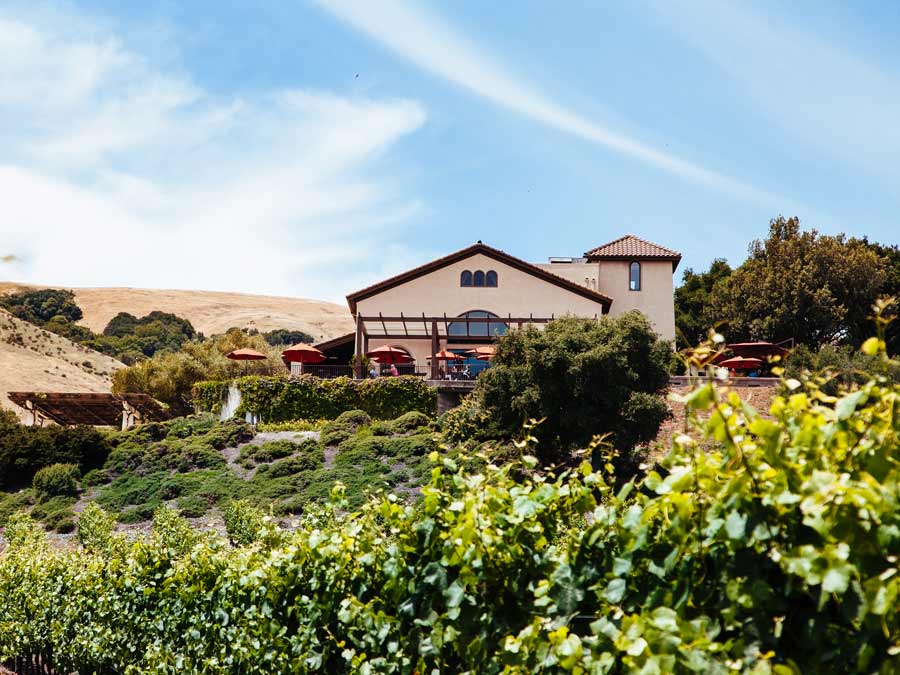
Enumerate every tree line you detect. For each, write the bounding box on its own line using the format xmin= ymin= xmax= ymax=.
xmin=674 ymin=216 xmax=899 ymax=353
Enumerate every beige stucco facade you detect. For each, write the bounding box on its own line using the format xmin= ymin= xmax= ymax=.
xmin=355 ymin=252 xmax=609 ymax=369
xmin=343 ymin=238 xmax=679 ymax=375
xmin=354 ymin=253 xmax=607 ymax=320
xmin=536 ymin=259 xmax=676 ymax=342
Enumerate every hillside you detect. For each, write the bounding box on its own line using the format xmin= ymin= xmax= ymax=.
xmin=0 ymin=309 xmax=123 ymax=417
xmin=0 ymin=283 xmax=354 ymax=342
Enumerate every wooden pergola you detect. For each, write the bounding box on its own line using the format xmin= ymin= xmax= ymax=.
xmin=8 ymin=392 xmax=170 ymax=429
xmin=353 ymin=313 xmax=600 ymax=378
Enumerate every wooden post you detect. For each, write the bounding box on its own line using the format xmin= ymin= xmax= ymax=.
xmin=353 ymin=314 xmax=363 ymax=379
xmin=430 ymin=320 xmax=439 ymax=380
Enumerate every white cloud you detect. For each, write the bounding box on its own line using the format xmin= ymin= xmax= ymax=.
xmin=315 ymin=0 xmax=779 ymax=204
xmin=645 ymin=0 xmax=900 ymax=179
xmin=0 ymin=9 xmax=427 ymax=301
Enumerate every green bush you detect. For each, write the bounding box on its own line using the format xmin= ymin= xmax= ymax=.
xmin=77 ymin=502 xmax=118 ymax=552
xmin=0 ymin=410 xmax=111 ymax=488
xmin=222 ymin=499 xmax=276 ymax=547
xmin=474 ymin=314 xmax=671 ymax=462
xmin=54 ymin=518 xmax=76 ymax=534
xmin=333 ymin=409 xmax=372 ymax=430
xmin=32 ymin=463 xmax=80 ymax=501
xmin=194 ymin=375 xmax=436 ymax=422
xmin=388 ymin=410 xmax=432 ymax=434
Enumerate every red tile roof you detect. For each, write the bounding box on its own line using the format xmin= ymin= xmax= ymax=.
xmin=584 ymin=235 xmax=681 ymax=270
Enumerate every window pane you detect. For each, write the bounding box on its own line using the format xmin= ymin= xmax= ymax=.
xmin=447 ymin=310 xmax=508 ymax=337
xmin=486 ymin=270 xmax=498 ymax=287
xmin=473 ymin=270 xmax=485 ymax=287
xmin=629 ymin=262 xmax=641 ymax=291
xmin=460 ymin=271 xmax=472 ymax=287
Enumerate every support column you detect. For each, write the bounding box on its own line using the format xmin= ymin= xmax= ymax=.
xmin=430 ymin=320 xmax=439 ymax=380
xmin=353 ymin=314 xmax=363 ymax=379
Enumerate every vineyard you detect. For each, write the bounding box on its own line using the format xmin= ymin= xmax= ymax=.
xmin=3 ymin=357 xmax=900 ymax=673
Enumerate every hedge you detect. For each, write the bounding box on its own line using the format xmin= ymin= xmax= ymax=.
xmin=192 ymin=375 xmax=437 ymax=421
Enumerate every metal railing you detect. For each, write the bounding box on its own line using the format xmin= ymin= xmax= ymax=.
xmin=292 ymin=364 xmax=353 ymax=379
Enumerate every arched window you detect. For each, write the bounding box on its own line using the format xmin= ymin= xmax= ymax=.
xmin=629 ymin=262 xmax=641 ymax=291
xmin=448 ymin=310 xmax=508 ymax=338
xmin=460 ymin=270 xmax=473 ymax=287
xmin=473 ymin=270 xmax=486 ymax=287
xmin=486 ymin=270 xmax=498 ymax=287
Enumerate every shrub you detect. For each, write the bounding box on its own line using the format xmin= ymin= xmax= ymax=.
xmin=55 ymin=518 xmax=76 ymax=534
xmin=333 ymin=409 xmax=372 ymax=430
xmin=32 ymin=463 xmax=80 ymax=501
xmin=475 ymin=313 xmax=671 ymax=461
xmin=439 ymin=395 xmax=490 ymax=443
xmin=389 ymin=410 xmax=432 ymax=434
xmin=77 ymin=502 xmax=117 ymax=552
xmin=194 ymin=375 xmax=437 ymax=422
xmin=0 ymin=411 xmax=111 ymax=488
xmin=222 ymin=499 xmax=270 ymax=547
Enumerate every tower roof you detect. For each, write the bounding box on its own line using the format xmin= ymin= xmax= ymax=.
xmin=584 ymin=235 xmax=681 ymax=270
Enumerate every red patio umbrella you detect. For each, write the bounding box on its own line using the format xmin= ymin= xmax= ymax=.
xmin=282 ymin=343 xmax=326 ymax=374
xmin=366 ymin=345 xmax=414 ymax=365
xmin=226 ymin=348 xmax=267 ymax=361
xmin=719 ymin=356 xmax=763 ymax=370
xmin=467 ymin=345 xmax=496 ymax=361
xmin=727 ymin=342 xmax=790 ymax=359
xmin=433 ymin=350 xmax=464 ymax=361
xmin=281 ymin=343 xmax=326 ymax=363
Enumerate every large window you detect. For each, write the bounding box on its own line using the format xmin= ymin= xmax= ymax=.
xmin=473 ymin=270 xmax=485 ymax=287
xmin=448 ymin=310 xmax=508 ymax=337
xmin=629 ymin=262 xmax=641 ymax=291
xmin=486 ymin=270 xmax=498 ymax=287
xmin=460 ymin=270 xmax=473 ymax=287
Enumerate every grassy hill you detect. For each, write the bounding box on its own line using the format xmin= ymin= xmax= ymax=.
xmin=0 ymin=309 xmax=123 ymax=418
xmin=0 ymin=283 xmax=354 ymax=342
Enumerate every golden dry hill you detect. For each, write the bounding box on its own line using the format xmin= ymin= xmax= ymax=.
xmin=0 ymin=309 xmax=123 ymax=418
xmin=0 ymin=283 xmax=354 ymax=342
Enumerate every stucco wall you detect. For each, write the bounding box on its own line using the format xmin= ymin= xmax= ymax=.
xmin=597 ymin=260 xmax=675 ymax=342
xmin=355 ymin=253 xmax=607 ymax=320
xmin=536 ymin=259 xmax=676 ymax=343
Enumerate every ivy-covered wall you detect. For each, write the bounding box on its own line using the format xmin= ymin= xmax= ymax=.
xmin=192 ymin=375 xmax=437 ymax=421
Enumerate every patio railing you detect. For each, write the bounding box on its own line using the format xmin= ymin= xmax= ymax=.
xmin=290 ymin=364 xmax=353 ymax=379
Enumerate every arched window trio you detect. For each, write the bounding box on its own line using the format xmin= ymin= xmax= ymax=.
xmin=460 ymin=269 xmax=498 ymax=287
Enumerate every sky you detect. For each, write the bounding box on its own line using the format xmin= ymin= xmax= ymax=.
xmin=2 ymin=0 xmax=900 ymax=303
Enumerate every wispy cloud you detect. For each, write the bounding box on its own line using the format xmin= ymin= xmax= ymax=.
xmin=0 ymin=8 xmax=427 ymax=301
xmin=315 ymin=0 xmax=777 ymax=203
xmin=645 ymin=0 xmax=900 ymax=180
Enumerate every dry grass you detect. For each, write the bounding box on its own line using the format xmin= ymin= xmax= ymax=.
xmin=0 ymin=283 xmax=354 ymax=342
xmin=0 ymin=309 xmax=123 ymax=420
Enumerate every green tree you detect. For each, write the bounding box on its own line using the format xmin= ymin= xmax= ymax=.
xmin=0 ymin=288 xmax=82 ymax=324
xmin=262 ymin=328 xmax=315 ymax=346
xmin=112 ymin=328 xmax=280 ymax=415
xmin=474 ymin=313 xmax=672 ymax=462
xmin=861 ymin=239 xmax=900 ymax=353
xmin=673 ymin=258 xmax=732 ymax=349
xmin=707 ymin=216 xmax=886 ymax=348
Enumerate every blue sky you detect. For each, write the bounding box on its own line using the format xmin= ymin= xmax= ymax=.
xmin=2 ymin=1 xmax=900 ymax=302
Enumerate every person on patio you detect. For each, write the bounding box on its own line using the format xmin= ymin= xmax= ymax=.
xmin=389 ymin=363 xmax=399 ymax=377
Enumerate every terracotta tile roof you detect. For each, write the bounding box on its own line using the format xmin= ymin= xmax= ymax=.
xmin=346 ymin=242 xmax=612 ymax=314
xmin=584 ymin=235 xmax=682 ymax=270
